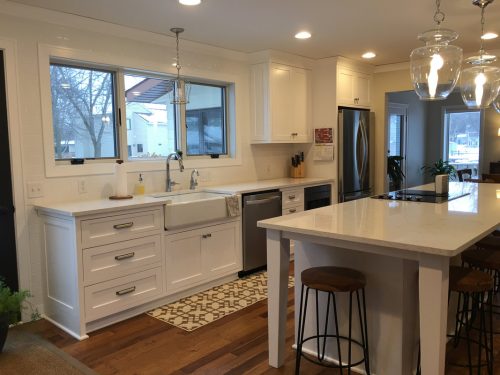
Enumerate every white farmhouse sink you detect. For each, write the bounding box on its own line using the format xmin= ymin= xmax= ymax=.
xmin=155 ymin=191 xmax=239 ymax=230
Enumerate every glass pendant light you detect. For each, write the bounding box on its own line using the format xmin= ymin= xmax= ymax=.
xmin=493 ymin=93 xmax=500 ymax=113
xmin=460 ymin=0 xmax=500 ymax=109
xmin=410 ymin=0 xmax=463 ymax=100
xmin=170 ymin=27 xmax=191 ymax=105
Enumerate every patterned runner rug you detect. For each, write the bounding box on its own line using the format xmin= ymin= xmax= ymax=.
xmin=147 ymin=271 xmax=294 ymax=331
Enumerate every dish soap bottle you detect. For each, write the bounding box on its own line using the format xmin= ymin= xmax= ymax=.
xmin=135 ymin=173 xmax=145 ymax=195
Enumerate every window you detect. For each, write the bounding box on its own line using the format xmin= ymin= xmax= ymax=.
xmin=50 ymin=63 xmax=118 ymax=160
xmin=124 ymin=73 xmax=177 ymax=159
xmin=48 ymin=58 xmax=230 ymax=168
xmin=444 ymin=109 xmax=481 ymax=174
xmin=185 ymin=83 xmax=227 ymax=156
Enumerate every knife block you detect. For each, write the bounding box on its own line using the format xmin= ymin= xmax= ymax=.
xmin=291 ymin=164 xmax=305 ymax=178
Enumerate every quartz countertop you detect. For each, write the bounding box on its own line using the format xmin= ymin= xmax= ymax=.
xmin=203 ymin=177 xmax=333 ymax=194
xmin=258 ymin=182 xmax=500 ymax=257
xmin=34 ymin=177 xmax=333 ymax=217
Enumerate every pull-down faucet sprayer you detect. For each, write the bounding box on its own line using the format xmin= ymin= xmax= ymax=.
xmin=166 ymin=151 xmax=184 ymax=192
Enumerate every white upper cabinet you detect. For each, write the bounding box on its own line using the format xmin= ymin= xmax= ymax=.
xmin=251 ymin=62 xmax=312 ymax=143
xmin=337 ymin=67 xmax=372 ymax=108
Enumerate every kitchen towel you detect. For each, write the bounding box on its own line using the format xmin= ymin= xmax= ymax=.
xmin=225 ymin=195 xmax=240 ymax=217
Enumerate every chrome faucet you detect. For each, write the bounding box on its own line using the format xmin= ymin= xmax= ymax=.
xmin=190 ymin=169 xmax=199 ymax=190
xmin=166 ymin=151 xmax=184 ymax=192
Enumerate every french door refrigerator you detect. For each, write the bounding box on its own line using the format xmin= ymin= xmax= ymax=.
xmin=338 ymin=108 xmax=373 ymax=202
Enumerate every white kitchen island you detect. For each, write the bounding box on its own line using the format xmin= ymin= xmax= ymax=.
xmin=258 ymin=182 xmax=500 ymax=375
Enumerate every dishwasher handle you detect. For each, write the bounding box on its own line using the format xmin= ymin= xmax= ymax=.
xmin=244 ymin=196 xmax=281 ymax=206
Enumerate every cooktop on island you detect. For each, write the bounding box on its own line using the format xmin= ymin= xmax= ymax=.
xmin=371 ymin=189 xmax=470 ymax=204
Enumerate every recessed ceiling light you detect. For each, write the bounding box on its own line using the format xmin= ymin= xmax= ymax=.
xmin=481 ymin=32 xmax=498 ymax=40
xmin=295 ymin=31 xmax=311 ymax=40
xmin=179 ymin=0 xmax=201 ymax=5
xmin=362 ymin=52 xmax=376 ymax=59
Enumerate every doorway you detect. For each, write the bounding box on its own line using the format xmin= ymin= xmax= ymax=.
xmin=0 ymin=50 xmax=19 ymax=291
xmin=387 ymin=103 xmax=408 ymax=189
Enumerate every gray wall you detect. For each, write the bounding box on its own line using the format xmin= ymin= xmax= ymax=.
xmin=388 ymin=91 xmax=427 ymax=188
xmin=483 ymin=108 xmax=500 ymax=175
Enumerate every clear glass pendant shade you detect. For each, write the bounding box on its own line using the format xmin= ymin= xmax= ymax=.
xmin=170 ymin=79 xmax=191 ymax=105
xmin=460 ymin=55 xmax=500 ymax=109
xmin=493 ymin=92 xmax=500 ymax=113
xmin=410 ymin=29 xmax=463 ymax=100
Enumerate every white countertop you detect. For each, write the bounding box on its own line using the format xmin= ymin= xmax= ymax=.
xmin=203 ymin=177 xmax=333 ymax=194
xmin=259 ymin=182 xmax=500 ymax=257
xmin=34 ymin=177 xmax=333 ymax=217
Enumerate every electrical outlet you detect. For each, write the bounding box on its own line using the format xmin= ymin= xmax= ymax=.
xmin=78 ymin=179 xmax=87 ymax=194
xmin=27 ymin=182 xmax=44 ymax=198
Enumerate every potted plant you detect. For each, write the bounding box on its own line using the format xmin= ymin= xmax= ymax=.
xmin=421 ymin=159 xmax=457 ymax=180
xmin=387 ymin=155 xmax=405 ymax=191
xmin=0 ymin=280 xmax=30 ymax=352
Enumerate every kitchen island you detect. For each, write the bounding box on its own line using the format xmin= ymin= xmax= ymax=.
xmin=258 ymin=182 xmax=500 ymax=374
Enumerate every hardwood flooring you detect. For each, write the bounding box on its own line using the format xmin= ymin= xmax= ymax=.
xmin=28 ymin=267 xmax=500 ymax=374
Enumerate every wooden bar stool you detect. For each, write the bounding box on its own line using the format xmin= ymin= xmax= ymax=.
xmin=475 ymin=234 xmax=500 ymax=251
xmin=448 ymin=266 xmax=494 ymax=374
xmin=295 ymin=266 xmax=370 ymax=374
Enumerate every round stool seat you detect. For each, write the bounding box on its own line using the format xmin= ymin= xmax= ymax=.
xmin=476 ymin=235 xmax=500 ymax=250
xmin=301 ymin=266 xmax=366 ymax=293
xmin=462 ymin=248 xmax=500 ymax=270
xmin=449 ymin=266 xmax=494 ymax=293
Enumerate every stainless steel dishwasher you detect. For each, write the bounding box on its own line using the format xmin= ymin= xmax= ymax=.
xmin=240 ymin=190 xmax=282 ymax=276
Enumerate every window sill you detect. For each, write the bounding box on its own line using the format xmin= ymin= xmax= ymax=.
xmin=45 ymin=156 xmax=242 ymax=178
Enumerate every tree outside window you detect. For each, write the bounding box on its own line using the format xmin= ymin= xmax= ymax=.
xmin=50 ymin=64 xmax=117 ymax=160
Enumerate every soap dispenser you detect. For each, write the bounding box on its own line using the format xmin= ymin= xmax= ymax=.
xmin=135 ymin=173 xmax=145 ymax=195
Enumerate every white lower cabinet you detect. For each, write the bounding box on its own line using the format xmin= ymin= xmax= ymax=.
xmin=165 ymin=220 xmax=241 ymax=294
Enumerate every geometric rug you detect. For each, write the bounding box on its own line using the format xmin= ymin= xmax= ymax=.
xmin=147 ymin=271 xmax=294 ymax=332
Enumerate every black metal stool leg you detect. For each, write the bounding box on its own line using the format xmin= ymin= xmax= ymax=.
xmin=348 ymin=291 xmax=353 ymax=374
xmin=320 ymin=292 xmax=331 ymax=361
xmin=315 ymin=289 xmax=321 ymax=362
xmin=361 ymin=288 xmax=371 ymax=374
xmin=295 ymin=284 xmax=308 ymax=375
xmin=332 ymin=292 xmax=343 ymax=374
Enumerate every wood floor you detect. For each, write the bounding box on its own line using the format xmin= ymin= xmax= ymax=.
xmin=28 ymin=269 xmax=500 ymax=375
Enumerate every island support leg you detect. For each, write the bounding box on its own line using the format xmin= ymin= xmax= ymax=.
xmin=418 ymin=254 xmax=449 ymax=375
xmin=266 ymin=229 xmax=290 ymax=368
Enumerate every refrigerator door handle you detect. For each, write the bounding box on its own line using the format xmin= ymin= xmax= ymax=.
xmin=356 ymin=124 xmax=364 ymax=183
xmin=359 ymin=117 xmax=369 ymax=185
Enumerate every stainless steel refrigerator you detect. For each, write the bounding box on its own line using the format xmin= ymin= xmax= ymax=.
xmin=338 ymin=108 xmax=373 ymax=202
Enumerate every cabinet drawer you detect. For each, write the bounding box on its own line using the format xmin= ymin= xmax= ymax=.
xmin=281 ymin=189 xmax=304 ymax=209
xmin=81 ymin=208 xmax=162 ymax=248
xmin=282 ymin=205 xmax=304 ymax=215
xmin=83 ymin=235 xmax=162 ymax=285
xmin=84 ymin=267 xmax=163 ymax=322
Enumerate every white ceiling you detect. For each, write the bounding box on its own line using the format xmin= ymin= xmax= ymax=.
xmin=8 ymin=0 xmax=500 ymax=65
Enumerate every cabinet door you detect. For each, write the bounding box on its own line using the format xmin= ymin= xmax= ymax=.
xmin=203 ymin=222 xmax=240 ymax=278
xmin=337 ymin=68 xmax=355 ymax=106
xmin=338 ymin=68 xmax=371 ymax=108
xmin=354 ymin=72 xmax=371 ymax=107
xmin=165 ymin=230 xmax=204 ymax=293
xmin=270 ymin=64 xmax=311 ymax=142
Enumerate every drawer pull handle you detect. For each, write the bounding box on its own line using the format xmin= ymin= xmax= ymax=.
xmin=116 ymin=286 xmax=136 ymax=296
xmin=202 ymin=233 xmax=212 ymax=239
xmin=115 ymin=252 xmax=135 ymax=261
xmin=291 ymin=132 xmax=298 ymax=136
xmin=113 ymin=222 xmax=134 ymax=230
xmin=289 ymin=208 xmax=297 ymax=213
xmin=288 ymin=195 xmax=296 ymax=200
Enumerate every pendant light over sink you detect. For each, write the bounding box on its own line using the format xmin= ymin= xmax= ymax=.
xmin=460 ymin=0 xmax=500 ymax=109
xmin=410 ymin=0 xmax=463 ymax=100
xmin=170 ymin=27 xmax=191 ymax=105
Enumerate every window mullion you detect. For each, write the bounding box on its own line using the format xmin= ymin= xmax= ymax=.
xmin=116 ymin=69 xmax=128 ymax=161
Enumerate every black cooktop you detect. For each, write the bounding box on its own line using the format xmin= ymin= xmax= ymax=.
xmin=371 ymin=189 xmax=469 ymax=204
